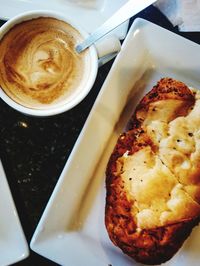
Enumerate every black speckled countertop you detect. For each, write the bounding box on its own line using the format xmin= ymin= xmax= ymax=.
xmin=1 ymin=5 xmax=200 ymax=266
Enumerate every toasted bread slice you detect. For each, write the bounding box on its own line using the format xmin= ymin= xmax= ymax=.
xmin=105 ymin=78 xmax=200 ymax=264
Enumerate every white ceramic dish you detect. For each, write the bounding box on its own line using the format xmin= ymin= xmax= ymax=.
xmin=30 ymin=18 xmax=200 ymax=266
xmin=0 ymin=160 xmax=29 ymax=265
xmin=0 ymin=0 xmax=129 ymax=39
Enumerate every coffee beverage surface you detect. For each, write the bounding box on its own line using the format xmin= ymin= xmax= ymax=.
xmin=0 ymin=17 xmax=91 ymax=109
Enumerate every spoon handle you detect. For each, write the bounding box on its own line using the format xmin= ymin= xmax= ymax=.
xmin=76 ymin=0 xmax=157 ymax=53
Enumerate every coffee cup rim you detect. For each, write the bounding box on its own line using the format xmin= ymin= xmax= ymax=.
xmin=0 ymin=10 xmax=98 ymax=116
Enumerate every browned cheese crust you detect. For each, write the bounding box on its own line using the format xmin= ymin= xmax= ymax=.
xmin=105 ymin=78 xmax=200 ymax=265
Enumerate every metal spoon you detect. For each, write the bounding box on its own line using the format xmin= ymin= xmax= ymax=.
xmin=76 ymin=0 xmax=157 ymax=53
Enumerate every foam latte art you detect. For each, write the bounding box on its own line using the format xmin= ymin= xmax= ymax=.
xmin=0 ymin=17 xmax=91 ymax=109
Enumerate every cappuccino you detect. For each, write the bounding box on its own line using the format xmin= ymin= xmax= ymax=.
xmin=0 ymin=17 xmax=92 ymax=109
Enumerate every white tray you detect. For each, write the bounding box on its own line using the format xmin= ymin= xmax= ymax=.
xmin=0 ymin=160 xmax=29 ymax=265
xmin=30 ymin=18 xmax=200 ymax=266
xmin=0 ymin=0 xmax=129 ymax=39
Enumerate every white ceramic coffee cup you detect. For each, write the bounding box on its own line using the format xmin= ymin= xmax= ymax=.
xmin=0 ymin=10 xmax=121 ymax=116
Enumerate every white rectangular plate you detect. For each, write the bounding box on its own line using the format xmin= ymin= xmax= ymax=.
xmin=30 ymin=18 xmax=200 ymax=266
xmin=0 ymin=160 xmax=29 ymax=265
xmin=0 ymin=0 xmax=129 ymax=39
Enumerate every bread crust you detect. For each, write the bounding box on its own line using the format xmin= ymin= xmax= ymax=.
xmin=105 ymin=78 xmax=200 ymax=264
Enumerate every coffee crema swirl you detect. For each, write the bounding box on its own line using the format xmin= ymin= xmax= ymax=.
xmin=0 ymin=17 xmax=90 ymax=108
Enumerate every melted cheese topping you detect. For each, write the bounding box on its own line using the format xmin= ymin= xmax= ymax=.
xmin=118 ymin=89 xmax=200 ymax=229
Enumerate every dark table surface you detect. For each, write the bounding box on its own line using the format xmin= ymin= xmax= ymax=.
xmin=1 ymin=4 xmax=200 ymax=266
